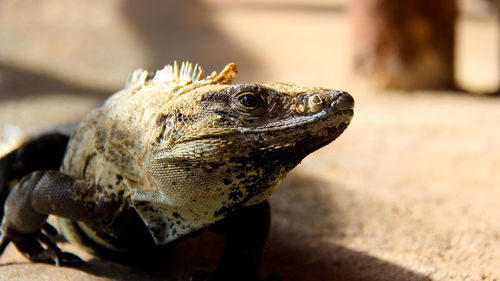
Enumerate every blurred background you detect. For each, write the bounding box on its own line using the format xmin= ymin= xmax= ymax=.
xmin=0 ymin=0 xmax=498 ymax=129
xmin=0 ymin=0 xmax=499 ymax=280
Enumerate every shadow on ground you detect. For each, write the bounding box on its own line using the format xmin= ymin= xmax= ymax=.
xmin=262 ymin=236 xmax=431 ymax=281
xmin=0 ymin=64 xmax=111 ymax=100
xmin=262 ymin=172 xmax=431 ymax=281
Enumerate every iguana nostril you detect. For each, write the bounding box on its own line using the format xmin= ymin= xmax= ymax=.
xmin=311 ymin=94 xmax=323 ymax=105
xmin=330 ymin=90 xmax=354 ymax=111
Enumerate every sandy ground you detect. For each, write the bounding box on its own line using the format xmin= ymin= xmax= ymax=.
xmin=0 ymin=1 xmax=499 ymax=280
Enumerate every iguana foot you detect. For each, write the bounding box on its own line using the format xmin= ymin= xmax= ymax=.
xmin=0 ymin=169 xmax=120 ymax=266
xmin=0 ymin=223 xmax=83 ymax=266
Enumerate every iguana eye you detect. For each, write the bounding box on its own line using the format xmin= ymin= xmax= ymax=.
xmin=237 ymin=92 xmax=265 ymax=109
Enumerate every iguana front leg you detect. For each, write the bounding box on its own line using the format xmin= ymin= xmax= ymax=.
xmin=191 ymin=201 xmax=281 ymax=281
xmin=0 ymin=170 xmax=122 ymax=265
xmin=0 ymin=133 xmax=69 ymax=219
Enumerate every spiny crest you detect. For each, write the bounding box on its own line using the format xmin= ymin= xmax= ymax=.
xmin=152 ymin=61 xmax=204 ymax=84
xmin=126 ymin=61 xmax=238 ymax=89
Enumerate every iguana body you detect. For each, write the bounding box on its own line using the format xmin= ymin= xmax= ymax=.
xmin=0 ymin=62 xmax=354 ymax=280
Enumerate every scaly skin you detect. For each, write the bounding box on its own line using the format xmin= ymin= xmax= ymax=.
xmin=0 ymin=62 xmax=354 ymax=280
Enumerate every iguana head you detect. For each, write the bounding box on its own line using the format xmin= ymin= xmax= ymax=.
xmin=128 ymin=62 xmax=353 ymax=243
xmin=145 ymin=63 xmax=354 ymax=162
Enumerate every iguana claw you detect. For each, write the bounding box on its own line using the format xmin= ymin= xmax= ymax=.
xmin=0 ymin=224 xmax=83 ymax=266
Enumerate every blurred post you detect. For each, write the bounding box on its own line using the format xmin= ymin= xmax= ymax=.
xmin=349 ymin=0 xmax=457 ymax=90
xmin=497 ymin=0 xmax=500 ymax=94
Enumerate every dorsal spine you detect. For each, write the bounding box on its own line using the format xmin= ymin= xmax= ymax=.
xmin=152 ymin=61 xmax=204 ymax=84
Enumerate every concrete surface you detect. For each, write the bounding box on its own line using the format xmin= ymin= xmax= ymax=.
xmin=0 ymin=0 xmax=499 ymax=280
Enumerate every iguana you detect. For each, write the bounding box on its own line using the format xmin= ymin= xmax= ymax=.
xmin=0 ymin=62 xmax=354 ymax=281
